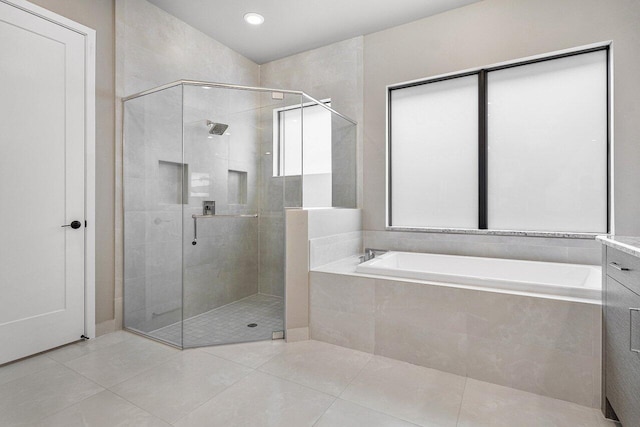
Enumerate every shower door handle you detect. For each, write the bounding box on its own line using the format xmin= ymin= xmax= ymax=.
xmin=61 ymin=220 xmax=82 ymax=229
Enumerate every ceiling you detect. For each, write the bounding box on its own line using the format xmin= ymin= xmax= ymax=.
xmin=147 ymin=0 xmax=481 ymax=64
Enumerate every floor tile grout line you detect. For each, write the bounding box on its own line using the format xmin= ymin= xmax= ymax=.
xmin=108 ymin=381 xmax=184 ymax=426
xmin=0 ymin=357 xmax=65 ymax=388
xmin=331 ymin=398 xmax=424 ymax=427
xmin=254 ymin=342 xmax=374 ymax=397
xmin=34 ymin=390 xmax=104 ymax=424
xmin=336 ymin=352 xmax=375 ymax=399
xmin=46 ymin=331 xmax=137 ymax=364
xmin=104 ymin=350 xmax=187 ymax=390
xmin=337 ymin=354 xmax=467 ymax=427
xmin=311 ymin=396 xmax=339 ymax=427
xmin=28 ymin=366 xmax=107 ymax=424
xmin=256 ymin=368 xmax=337 ymax=399
xmin=455 ymin=376 xmax=469 ymax=427
xmin=64 ymin=344 xmax=179 ymax=389
xmin=256 ymin=363 xmax=346 ymax=398
xmin=164 ymin=363 xmax=258 ymax=426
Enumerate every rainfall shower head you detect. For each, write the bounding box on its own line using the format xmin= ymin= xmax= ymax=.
xmin=207 ymin=120 xmax=229 ymax=136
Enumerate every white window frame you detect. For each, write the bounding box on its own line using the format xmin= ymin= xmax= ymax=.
xmin=272 ymin=99 xmax=331 ymax=178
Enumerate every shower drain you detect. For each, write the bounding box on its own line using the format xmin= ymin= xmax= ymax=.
xmin=247 ymin=323 xmax=258 ymax=328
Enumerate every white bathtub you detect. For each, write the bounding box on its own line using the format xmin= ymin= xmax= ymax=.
xmin=355 ymin=251 xmax=601 ymax=300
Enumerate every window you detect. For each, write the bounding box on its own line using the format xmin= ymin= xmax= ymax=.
xmin=273 ymin=100 xmax=332 ymax=177
xmin=273 ymin=99 xmax=333 ymax=207
xmin=388 ymin=46 xmax=609 ymax=234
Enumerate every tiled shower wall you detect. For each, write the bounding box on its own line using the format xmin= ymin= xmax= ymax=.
xmin=181 ymin=87 xmax=262 ymax=320
xmin=124 ymin=85 xmax=265 ymax=333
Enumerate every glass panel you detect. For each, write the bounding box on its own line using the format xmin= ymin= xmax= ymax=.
xmin=278 ymin=97 xmax=303 ymax=209
xmin=390 ymin=75 xmax=479 ymax=228
xmin=262 ymin=91 xmax=302 ymax=303
xmin=301 ymin=98 xmax=333 ymax=207
xmin=487 ymin=50 xmax=607 ymax=232
xmin=123 ymin=85 xmax=184 ymax=347
xmin=179 ymin=85 xmax=298 ymax=347
xmin=330 ymin=108 xmax=357 ymax=208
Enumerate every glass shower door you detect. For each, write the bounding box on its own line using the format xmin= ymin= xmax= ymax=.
xmin=123 ymin=85 xmax=184 ymax=348
xmin=179 ymin=85 xmax=301 ymax=348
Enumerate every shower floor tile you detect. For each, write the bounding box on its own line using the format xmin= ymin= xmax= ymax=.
xmin=149 ymin=294 xmax=284 ymax=347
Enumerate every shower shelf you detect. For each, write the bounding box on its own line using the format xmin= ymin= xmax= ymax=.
xmin=192 ymin=214 xmax=258 ymax=219
xmin=191 ymin=213 xmax=257 ymax=245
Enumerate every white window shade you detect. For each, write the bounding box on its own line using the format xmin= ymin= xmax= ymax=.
xmin=390 ymin=75 xmax=478 ymax=228
xmin=487 ymin=51 xmax=608 ymax=233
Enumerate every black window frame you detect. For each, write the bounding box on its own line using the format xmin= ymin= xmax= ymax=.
xmin=387 ymin=45 xmax=611 ymax=235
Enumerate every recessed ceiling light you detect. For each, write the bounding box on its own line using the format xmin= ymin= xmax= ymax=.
xmin=244 ymin=12 xmax=264 ymax=25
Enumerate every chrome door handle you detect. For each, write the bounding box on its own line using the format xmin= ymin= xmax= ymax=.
xmin=631 ymin=308 xmax=640 ymax=354
xmin=61 ymin=220 xmax=82 ymax=229
xmin=609 ymin=262 xmax=630 ymax=271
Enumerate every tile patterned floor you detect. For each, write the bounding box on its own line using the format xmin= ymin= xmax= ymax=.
xmin=0 ymin=331 xmax=619 ymax=427
xmin=150 ymin=293 xmax=284 ymax=347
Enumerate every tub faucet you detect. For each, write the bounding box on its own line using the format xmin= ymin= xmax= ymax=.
xmin=360 ymin=248 xmax=387 ymax=263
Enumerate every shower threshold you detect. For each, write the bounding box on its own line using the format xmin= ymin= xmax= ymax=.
xmin=145 ymin=293 xmax=284 ymax=348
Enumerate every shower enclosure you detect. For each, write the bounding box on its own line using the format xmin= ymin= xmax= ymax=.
xmin=122 ymin=81 xmax=356 ymax=348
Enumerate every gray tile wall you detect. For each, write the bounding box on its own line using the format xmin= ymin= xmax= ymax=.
xmin=309 ymin=232 xmax=363 ymax=269
xmin=364 ymin=230 xmax=601 ymax=265
xmin=118 ymin=0 xmax=263 ymax=335
xmin=308 ymin=209 xmax=363 ymax=268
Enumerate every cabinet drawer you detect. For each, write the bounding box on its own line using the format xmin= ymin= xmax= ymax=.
xmin=605 ymin=276 xmax=640 ymax=427
xmin=607 ymin=247 xmax=640 ymax=294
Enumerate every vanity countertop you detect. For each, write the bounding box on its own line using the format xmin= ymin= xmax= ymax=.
xmin=596 ymin=235 xmax=640 ymax=258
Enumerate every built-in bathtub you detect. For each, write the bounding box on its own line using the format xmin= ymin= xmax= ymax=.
xmin=309 ymin=249 xmax=603 ymax=408
xmin=355 ymin=251 xmax=601 ymax=301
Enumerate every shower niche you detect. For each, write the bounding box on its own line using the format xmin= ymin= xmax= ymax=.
xmin=123 ymin=81 xmax=357 ymax=349
xmin=158 ymin=160 xmax=188 ymax=205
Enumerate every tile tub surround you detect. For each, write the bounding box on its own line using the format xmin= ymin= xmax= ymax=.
xmin=0 ymin=331 xmax=614 ymax=427
xmin=365 ymin=230 xmax=602 ymax=266
xmin=309 ymin=263 xmax=602 ymax=408
xmin=310 ymin=231 xmax=363 ymax=269
xmin=284 ymin=208 xmax=362 ymax=340
xmin=309 ymin=208 xmax=363 ymax=269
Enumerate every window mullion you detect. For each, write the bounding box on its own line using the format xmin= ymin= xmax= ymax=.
xmin=478 ymin=70 xmax=488 ymax=229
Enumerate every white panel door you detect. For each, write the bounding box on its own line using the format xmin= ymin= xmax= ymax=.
xmin=0 ymin=1 xmax=86 ymax=364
